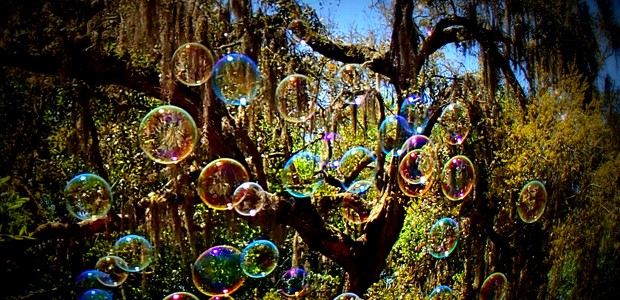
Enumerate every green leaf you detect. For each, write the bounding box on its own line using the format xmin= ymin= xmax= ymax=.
xmin=0 ymin=176 xmax=10 ymax=185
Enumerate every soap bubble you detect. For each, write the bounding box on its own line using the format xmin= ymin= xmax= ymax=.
xmin=172 ymin=42 xmax=214 ymax=86
xmin=440 ymin=155 xmax=475 ymax=201
xmin=209 ymin=296 xmax=234 ymax=300
xmin=279 ymin=268 xmax=308 ymax=298
xmin=163 ymin=292 xmax=201 ymax=300
xmin=343 ymin=180 xmax=377 ymax=224
xmin=439 ymin=102 xmax=470 ymax=145
xmin=197 ymin=158 xmax=250 ymax=210
xmin=397 ymin=172 xmax=433 ymax=197
xmin=480 ymin=272 xmax=508 ymax=300
xmin=112 ymin=234 xmax=154 ymax=272
xmin=79 ymin=289 xmax=113 ymax=300
xmin=138 ymin=105 xmax=199 ymax=164
xmin=399 ymin=134 xmax=434 ymax=156
xmin=65 ymin=173 xmax=112 ymax=221
xmin=76 ymin=270 xmax=112 ymax=298
xmin=94 ymin=255 xmax=128 ymax=287
xmin=398 ymin=149 xmax=435 ymax=184
xmin=193 ymin=245 xmax=246 ymax=297
xmin=212 ymin=53 xmax=261 ymax=106
xmin=281 ymin=151 xmax=323 ymax=198
xmin=240 ymin=239 xmax=279 ymax=278
xmin=276 ymin=74 xmax=318 ymax=123
xmin=428 ymin=217 xmax=459 ymax=259
xmin=232 ymin=182 xmax=267 ymax=217
xmin=517 ymin=180 xmax=547 ymax=223
xmin=400 ymin=93 xmax=433 ymax=134
xmin=336 ymin=63 xmax=370 ymax=105
xmin=379 ymin=115 xmax=411 ymax=154
xmin=337 ymin=146 xmax=376 ymax=188
xmin=333 ymin=292 xmax=361 ymax=300
xmin=428 ymin=285 xmax=453 ymax=299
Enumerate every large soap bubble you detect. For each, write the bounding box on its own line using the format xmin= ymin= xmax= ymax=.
xmin=276 ymin=74 xmax=318 ymax=123
xmin=197 ymin=158 xmax=250 ymax=210
xmin=79 ymin=289 xmax=113 ymax=300
xmin=400 ymin=93 xmax=433 ymax=134
xmin=440 ymin=155 xmax=475 ymax=201
xmin=112 ymin=234 xmax=154 ymax=272
xmin=94 ymin=255 xmax=128 ymax=287
xmin=428 ymin=217 xmax=459 ymax=259
xmin=279 ymin=268 xmax=308 ymax=298
xmin=138 ymin=105 xmax=199 ymax=164
xmin=232 ymin=182 xmax=267 ymax=217
xmin=163 ymin=292 xmax=201 ymax=300
xmin=193 ymin=245 xmax=246 ymax=297
xmin=480 ymin=272 xmax=508 ymax=300
xmin=335 ymin=63 xmax=370 ymax=105
xmin=517 ymin=180 xmax=547 ymax=223
xmin=439 ymin=102 xmax=470 ymax=145
xmin=398 ymin=149 xmax=435 ymax=184
xmin=65 ymin=173 xmax=112 ymax=221
xmin=343 ymin=180 xmax=377 ymax=224
xmin=337 ymin=146 xmax=376 ymax=188
xmin=333 ymin=292 xmax=361 ymax=300
xmin=240 ymin=239 xmax=279 ymax=278
xmin=428 ymin=285 xmax=453 ymax=299
xmin=172 ymin=42 xmax=214 ymax=86
xmin=75 ymin=270 xmax=112 ymax=298
xmin=379 ymin=115 xmax=411 ymax=154
xmin=281 ymin=151 xmax=323 ymax=198
xmin=212 ymin=53 xmax=262 ymax=106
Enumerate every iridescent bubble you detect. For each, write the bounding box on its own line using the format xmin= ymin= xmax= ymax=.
xmin=439 ymin=102 xmax=470 ymax=145
xmin=281 ymin=151 xmax=323 ymax=198
xmin=480 ymin=272 xmax=508 ymax=300
xmin=279 ymin=268 xmax=308 ymax=298
xmin=172 ymin=42 xmax=214 ymax=86
xmin=197 ymin=158 xmax=250 ymax=210
xmin=399 ymin=134 xmax=434 ymax=156
xmin=163 ymin=292 xmax=201 ymax=300
xmin=94 ymin=255 xmax=128 ymax=287
xmin=336 ymin=63 xmax=370 ymax=105
xmin=232 ymin=182 xmax=267 ymax=217
xmin=75 ymin=270 xmax=112 ymax=298
xmin=337 ymin=146 xmax=376 ymax=188
xmin=440 ymin=155 xmax=475 ymax=201
xmin=343 ymin=180 xmax=377 ymax=224
xmin=399 ymin=93 xmax=433 ymax=134
xmin=212 ymin=53 xmax=262 ymax=106
xmin=276 ymin=74 xmax=318 ymax=123
xmin=240 ymin=239 xmax=279 ymax=278
xmin=428 ymin=217 xmax=459 ymax=259
xmin=65 ymin=173 xmax=112 ymax=221
xmin=193 ymin=245 xmax=246 ymax=297
xmin=517 ymin=180 xmax=547 ymax=223
xmin=398 ymin=149 xmax=435 ymax=184
xmin=397 ymin=171 xmax=433 ymax=197
xmin=428 ymin=285 xmax=454 ymax=300
xmin=138 ymin=105 xmax=199 ymax=164
xmin=379 ymin=115 xmax=411 ymax=154
xmin=79 ymin=289 xmax=113 ymax=300
xmin=210 ymin=296 xmax=234 ymax=300
xmin=333 ymin=292 xmax=361 ymax=300
xmin=112 ymin=234 xmax=154 ymax=272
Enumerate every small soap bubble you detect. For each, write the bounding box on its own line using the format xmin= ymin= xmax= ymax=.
xmin=65 ymin=173 xmax=112 ymax=221
xmin=400 ymin=93 xmax=433 ymax=134
xmin=379 ymin=115 xmax=411 ymax=154
xmin=439 ymin=102 xmax=470 ymax=145
xmin=279 ymin=268 xmax=308 ymax=298
xmin=428 ymin=285 xmax=453 ymax=299
xmin=337 ymin=147 xmax=377 ymax=189
xmin=335 ymin=63 xmax=370 ymax=105
xmin=138 ymin=105 xmax=198 ymax=164
xmin=193 ymin=245 xmax=246 ymax=297
xmin=398 ymin=149 xmax=435 ymax=184
xmin=276 ymin=74 xmax=318 ymax=123
xmin=197 ymin=158 xmax=250 ymax=210
xmin=94 ymin=255 xmax=128 ymax=287
xmin=212 ymin=53 xmax=262 ymax=106
xmin=517 ymin=180 xmax=547 ymax=223
xmin=79 ymin=289 xmax=113 ymax=300
xmin=76 ymin=270 xmax=112 ymax=298
xmin=440 ymin=155 xmax=475 ymax=201
xmin=281 ymin=151 xmax=323 ymax=198
xmin=112 ymin=234 xmax=154 ymax=272
xmin=233 ymin=182 xmax=267 ymax=217
xmin=480 ymin=272 xmax=508 ymax=300
xmin=333 ymin=292 xmax=361 ymax=300
xmin=428 ymin=217 xmax=459 ymax=259
xmin=163 ymin=292 xmax=201 ymax=300
xmin=240 ymin=239 xmax=279 ymax=278
xmin=343 ymin=180 xmax=377 ymax=224
xmin=172 ymin=42 xmax=214 ymax=86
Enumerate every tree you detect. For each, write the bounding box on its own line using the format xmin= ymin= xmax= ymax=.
xmin=0 ymin=0 xmax=619 ymax=299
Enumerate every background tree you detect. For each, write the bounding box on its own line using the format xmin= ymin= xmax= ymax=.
xmin=0 ymin=0 xmax=619 ymax=299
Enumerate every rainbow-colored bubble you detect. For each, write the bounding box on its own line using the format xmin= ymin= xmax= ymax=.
xmin=398 ymin=149 xmax=435 ymax=184
xmin=112 ymin=234 xmax=154 ymax=272
xmin=75 ymin=270 xmax=112 ymax=298
xmin=79 ymin=288 xmax=113 ymax=300
xmin=281 ymin=151 xmax=323 ymax=198
xmin=336 ymin=63 xmax=370 ymax=105
xmin=193 ymin=245 xmax=246 ymax=297
xmin=428 ymin=217 xmax=459 ymax=259
xmin=400 ymin=93 xmax=433 ymax=134
xmin=197 ymin=158 xmax=250 ymax=210
xmin=279 ymin=268 xmax=308 ymax=298
xmin=172 ymin=42 xmax=214 ymax=86
xmin=212 ymin=53 xmax=262 ymax=106
xmin=163 ymin=292 xmax=201 ymax=300
xmin=517 ymin=180 xmax=547 ymax=223
xmin=138 ymin=105 xmax=198 ymax=164
xmin=94 ymin=255 xmax=128 ymax=287
xmin=379 ymin=115 xmax=411 ymax=154
xmin=337 ymin=146 xmax=376 ymax=188
xmin=480 ymin=272 xmax=508 ymax=300
xmin=65 ymin=173 xmax=112 ymax=221
xmin=333 ymin=292 xmax=361 ymax=300
xmin=428 ymin=285 xmax=453 ymax=299
xmin=440 ymin=155 xmax=475 ymax=201
xmin=439 ymin=102 xmax=470 ymax=145
xmin=232 ymin=182 xmax=267 ymax=217
xmin=240 ymin=239 xmax=279 ymax=278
